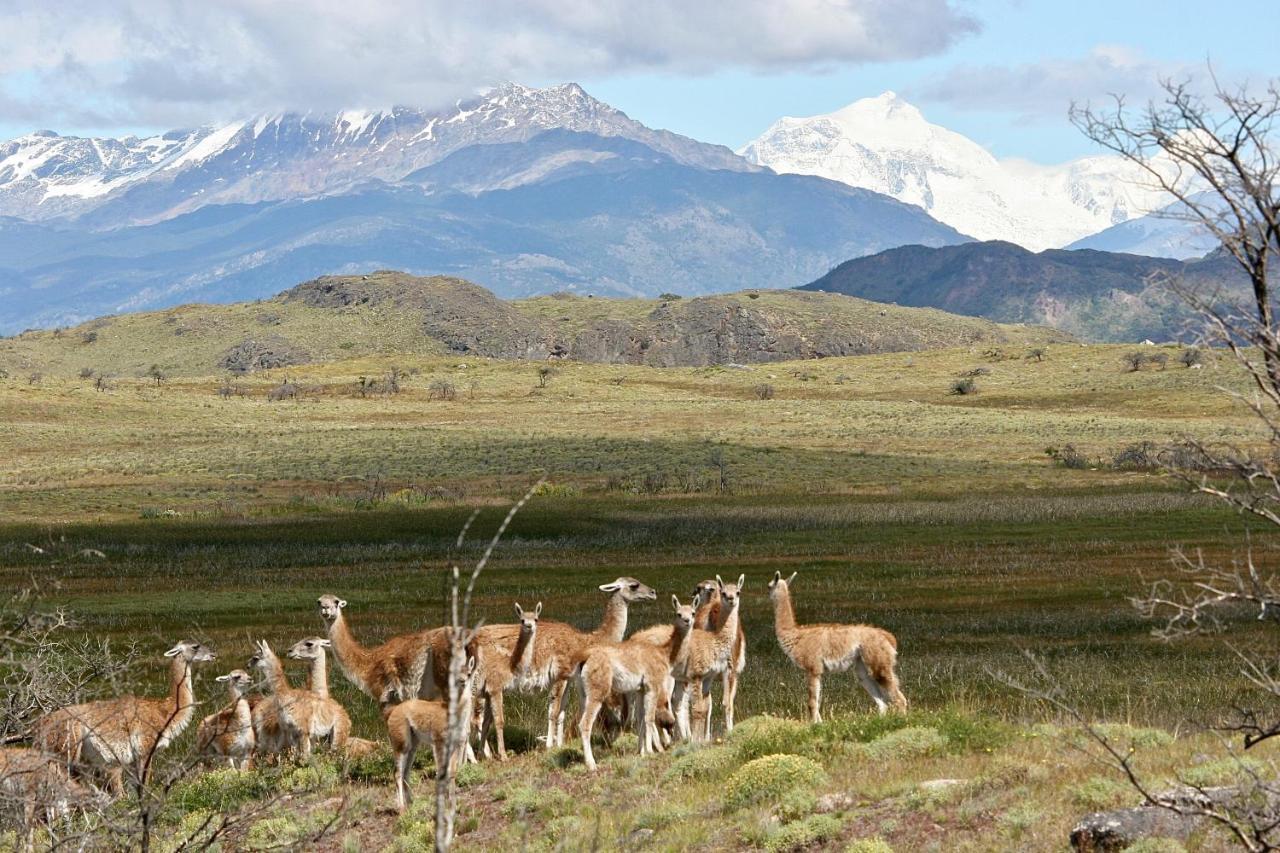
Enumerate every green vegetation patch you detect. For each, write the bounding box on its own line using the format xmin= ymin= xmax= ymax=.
xmin=723 ymin=754 xmax=828 ymax=811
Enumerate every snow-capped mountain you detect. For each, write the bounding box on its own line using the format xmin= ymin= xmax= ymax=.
xmin=740 ymin=92 xmax=1173 ymax=251
xmin=0 ymin=82 xmax=754 ymax=224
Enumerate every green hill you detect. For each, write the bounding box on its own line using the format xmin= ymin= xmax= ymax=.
xmin=0 ymin=271 xmax=1071 ymax=378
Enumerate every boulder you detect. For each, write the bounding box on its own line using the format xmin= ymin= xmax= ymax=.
xmin=1070 ymin=807 xmax=1197 ymax=852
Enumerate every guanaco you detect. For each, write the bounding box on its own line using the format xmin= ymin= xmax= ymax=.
xmin=33 ymin=640 xmax=216 ymax=794
xmin=196 ymin=669 xmax=255 ymax=769
xmin=767 ymin=571 xmax=907 ymax=722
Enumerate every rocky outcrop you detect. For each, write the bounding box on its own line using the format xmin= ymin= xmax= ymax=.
xmin=218 ymin=336 xmax=310 ymax=373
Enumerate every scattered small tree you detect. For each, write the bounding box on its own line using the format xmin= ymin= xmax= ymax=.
xmin=536 ymin=366 xmax=556 ymax=388
xmin=753 ymin=383 xmax=775 ymax=400
xmin=1122 ymin=351 xmax=1148 ymax=372
xmin=78 ymin=367 xmax=95 ymax=380
xmin=949 ymin=377 xmax=977 ymax=395
xmin=1180 ymin=347 xmax=1203 ymax=368
xmin=147 ymin=365 xmax=166 ymax=386
xmin=94 ymin=374 xmax=110 ymax=392
xmin=81 ymin=331 xmax=98 ymax=345
xmin=1149 ymin=351 xmax=1170 ymax=370
xmin=27 ymin=372 xmax=42 ymax=386
xmin=428 ymin=379 xmax=457 ymax=401
xmin=1027 ymin=347 xmax=1047 ymax=362
xmin=658 ymin=292 xmax=682 ymax=301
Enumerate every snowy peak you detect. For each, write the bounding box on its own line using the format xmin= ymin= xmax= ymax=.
xmin=741 ymin=93 xmax=1171 ymax=251
xmin=0 ymin=82 xmax=754 ymax=224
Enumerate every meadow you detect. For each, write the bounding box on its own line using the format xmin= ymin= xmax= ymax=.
xmin=1 ymin=342 xmax=1273 ymax=850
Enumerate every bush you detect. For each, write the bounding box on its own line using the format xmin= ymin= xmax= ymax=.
xmin=816 ymin=710 xmax=1009 ymax=754
xmin=282 ymin=761 xmax=340 ymax=792
xmin=723 ymin=754 xmax=827 ymax=811
xmin=170 ymin=767 xmax=275 ymax=813
xmin=959 ymin=367 xmax=990 ymax=377
xmin=776 ymin=788 xmax=818 ymax=822
xmin=765 ymin=814 xmax=843 ymax=852
xmin=1149 ymin=352 xmax=1169 ymax=369
xmin=845 ymin=839 xmax=895 ymax=853
xmin=1112 ymin=441 xmax=1160 ymax=470
xmin=542 ymin=746 xmax=585 ymax=769
xmin=499 ymin=784 xmax=574 ymax=819
xmin=1046 ymin=444 xmax=1090 ymax=469
xmin=1091 ymin=723 xmax=1174 ymax=750
xmin=1179 ymin=347 xmax=1202 ymax=367
xmin=658 ymin=292 xmax=682 ymax=301
xmin=427 ymin=379 xmax=456 ymax=401
xmin=730 ymin=715 xmax=817 ymax=761
xmin=1071 ymin=775 xmax=1132 ymax=810
xmin=1123 ymin=351 xmax=1147 ymax=372
xmin=753 ymin=383 xmax=776 ymax=400
xmin=1027 ymin=347 xmax=1046 ymax=362
xmin=78 ymin=367 xmax=95 ymax=380
xmin=1179 ymin=755 xmax=1265 ymax=788
xmin=665 ymin=744 xmax=737 ymax=781
xmin=861 ymin=726 xmax=947 ymax=762
xmin=949 ymin=377 xmax=977 ymax=395
xmin=245 ymin=815 xmax=305 ymax=850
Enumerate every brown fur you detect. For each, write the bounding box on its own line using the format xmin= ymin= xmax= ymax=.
xmin=248 ymin=640 xmax=348 ymax=761
xmin=32 ymin=641 xmax=215 ymax=795
xmin=0 ymin=747 xmax=98 ymax=847
xmin=577 ymin=597 xmax=695 ymax=772
xmin=287 ymin=637 xmax=352 ymax=754
xmin=384 ymin=658 xmax=477 ymax=813
xmin=318 ymin=595 xmax=446 ymax=704
xmin=767 ymin=571 xmax=907 ymax=723
xmin=474 ymin=602 xmax=541 ymax=760
xmin=692 ymin=578 xmax=747 ymax=734
xmin=196 ymin=669 xmax=256 ymax=769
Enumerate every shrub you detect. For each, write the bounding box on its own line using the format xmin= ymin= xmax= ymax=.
xmin=1112 ymin=441 xmax=1160 ymax=470
xmin=1179 ymin=755 xmax=1265 ymax=788
xmin=861 ymin=726 xmax=947 ymax=762
xmin=282 ymin=761 xmax=340 ymax=792
xmin=998 ymin=803 xmax=1043 ymax=839
xmin=723 ymin=754 xmax=827 ymax=811
xmin=730 ymin=715 xmax=816 ymax=761
xmin=455 ymin=761 xmax=487 ymax=788
xmin=1179 ymin=347 xmax=1202 ymax=367
xmin=1123 ymin=351 xmax=1147 ymax=371
xmin=536 ymin=366 xmax=556 ymax=388
xmin=1091 ymin=724 xmax=1174 ymax=750
xmin=959 ymin=367 xmax=990 ymax=377
xmin=499 ymin=784 xmax=574 ymax=819
xmin=776 ymin=788 xmax=818 ymax=822
xmin=78 ymin=367 xmax=95 ymax=380
xmin=428 ymin=379 xmax=456 ymax=401
xmin=753 ymin=383 xmax=776 ymax=400
xmin=245 ymin=815 xmax=305 ymax=850
xmin=1071 ymin=775 xmax=1132 ymax=810
xmin=845 ymin=839 xmax=895 ymax=853
xmin=658 ymin=292 xmax=682 ymax=301
xmin=1046 ymin=444 xmax=1090 ymax=469
xmin=665 ymin=744 xmax=737 ymax=781
xmin=542 ymin=746 xmax=585 ymax=769
xmin=394 ymin=801 xmax=434 ymax=852
xmin=816 ymin=710 xmax=1008 ymax=754
xmin=949 ymin=377 xmax=977 ymax=395
xmin=81 ymin=330 xmax=98 ymax=345
xmin=1027 ymin=347 xmax=1046 ymax=362
xmin=170 ymin=767 xmax=274 ymax=813
xmin=765 ymin=814 xmax=843 ymax=852
xmin=1149 ymin=352 xmax=1169 ymax=369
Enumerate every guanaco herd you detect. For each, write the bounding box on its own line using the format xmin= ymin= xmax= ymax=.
xmin=2 ymin=570 xmax=907 ymax=833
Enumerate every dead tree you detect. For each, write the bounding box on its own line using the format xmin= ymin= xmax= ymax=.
xmin=1048 ymin=72 xmax=1280 ymax=851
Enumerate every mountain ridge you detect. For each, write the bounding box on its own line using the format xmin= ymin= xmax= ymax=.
xmin=0 ymin=270 xmax=1070 ymax=377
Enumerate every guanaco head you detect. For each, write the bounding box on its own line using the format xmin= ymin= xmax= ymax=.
xmin=715 ymin=574 xmax=745 ymax=612
xmin=692 ymin=579 xmax=720 ymax=607
xmin=316 ymin=594 xmax=347 ymax=623
xmin=287 ymin=637 xmax=332 ymax=661
xmin=767 ymin=571 xmax=798 ymax=600
xmin=246 ymin=639 xmax=275 ymax=672
xmin=513 ymin=602 xmax=542 ymax=635
xmin=598 ymin=577 xmax=657 ymax=602
xmin=670 ymin=595 xmax=696 ymax=634
xmin=165 ymin=640 xmax=216 ymax=663
xmin=215 ymin=669 xmax=253 ymax=695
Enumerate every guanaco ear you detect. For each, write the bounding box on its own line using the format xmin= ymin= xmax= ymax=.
xmin=737 ymin=574 xmax=745 ymax=589
xmin=786 ymin=572 xmax=797 ymax=586
xmin=163 ymin=644 xmax=184 ymax=657
xmin=337 ymin=599 xmax=347 ymax=609
xmin=514 ymin=602 xmax=524 ymax=619
xmin=671 ymin=594 xmax=680 ymax=611
xmin=317 ymin=639 xmax=331 ymax=648
xmin=771 ymin=570 xmax=782 ymax=586
xmin=534 ymin=601 xmax=543 ymax=619
xmin=715 ymin=574 xmax=725 ymax=590
xmin=598 ymin=581 xmax=622 ymax=592
xmin=215 ymin=674 xmax=231 ymax=682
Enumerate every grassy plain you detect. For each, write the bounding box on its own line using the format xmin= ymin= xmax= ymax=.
xmin=0 ymin=342 xmax=1272 ymax=850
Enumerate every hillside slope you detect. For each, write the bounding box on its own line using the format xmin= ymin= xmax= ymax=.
xmin=0 ymin=271 xmax=1068 ymax=377
xmin=799 ymin=240 xmax=1245 ymax=341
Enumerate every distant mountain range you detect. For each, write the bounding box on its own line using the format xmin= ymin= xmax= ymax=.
xmin=0 ymin=271 xmax=1068 ymax=377
xmin=740 ymin=92 xmax=1179 ymax=251
xmin=798 ymin=240 xmax=1243 ymax=341
xmin=0 ymin=84 xmax=966 ymax=334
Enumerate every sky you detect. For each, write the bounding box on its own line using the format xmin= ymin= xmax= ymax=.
xmin=0 ymin=0 xmax=1274 ymax=164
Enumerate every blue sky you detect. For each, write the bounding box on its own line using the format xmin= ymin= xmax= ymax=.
xmin=1 ymin=0 xmax=1274 ymax=164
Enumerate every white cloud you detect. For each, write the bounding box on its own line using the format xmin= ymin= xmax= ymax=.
xmin=0 ymin=0 xmax=979 ymax=130
xmin=910 ymin=46 xmax=1199 ymax=120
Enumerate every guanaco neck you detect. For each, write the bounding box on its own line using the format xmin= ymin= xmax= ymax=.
xmin=772 ymin=587 xmax=797 ymax=635
xmin=228 ymin=686 xmax=251 ymax=724
xmin=511 ymin=626 xmax=537 ymax=675
xmin=306 ymin=653 xmax=330 ymax=699
xmin=695 ymin=592 xmax=722 ymax=632
xmin=667 ymin=622 xmax=694 ymax=668
xmin=717 ymin=599 xmax=740 ymax=644
xmin=326 ymin=612 xmax=372 ymax=685
xmin=261 ymin=651 xmax=291 ymax=694
xmin=596 ymin=592 xmax=630 ymax=643
xmin=169 ymin=655 xmax=195 ymax=714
